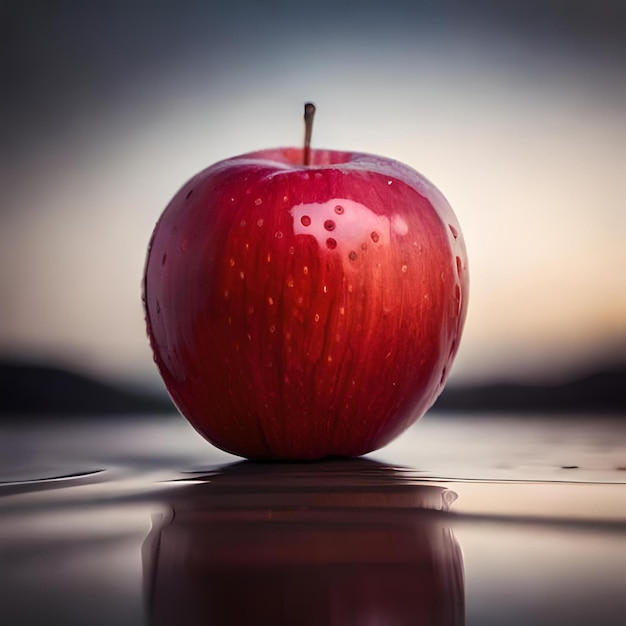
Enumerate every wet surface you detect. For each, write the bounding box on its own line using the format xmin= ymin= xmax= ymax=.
xmin=145 ymin=461 xmax=462 ymax=626
xmin=1 ymin=413 xmax=625 ymax=625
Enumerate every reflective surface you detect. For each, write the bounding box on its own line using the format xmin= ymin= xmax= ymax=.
xmin=145 ymin=461 xmax=463 ymax=626
xmin=1 ymin=413 xmax=625 ymax=625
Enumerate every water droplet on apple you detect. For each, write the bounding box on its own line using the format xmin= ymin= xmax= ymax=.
xmin=254 ymin=198 xmax=262 ymax=206
xmin=274 ymin=231 xmax=283 ymax=239
xmin=268 ymin=296 xmax=274 ymax=306
xmin=449 ymin=224 xmax=459 ymax=239
xmin=303 ymin=266 xmax=309 ymax=275
xmin=371 ymin=231 xmax=380 ymax=243
xmin=449 ymin=338 xmax=457 ymax=356
xmin=286 ymin=277 xmax=294 ymax=288
xmin=455 ymin=287 xmax=462 ymax=313
xmin=269 ymin=325 xmax=276 ymax=333
xmin=326 ymin=238 xmax=337 ymax=250
xmin=456 ymin=256 xmax=463 ymax=276
xmin=401 ymin=264 xmax=408 ymax=273
xmin=257 ymin=218 xmax=264 ymax=227
xmin=239 ymin=271 xmax=245 ymax=280
xmin=348 ymin=250 xmax=357 ymax=261
xmin=334 ymin=204 xmax=344 ymax=215
xmin=324 ymin=219 xmax=336 ymax=231
xmin=229 ymin=257 xmax=235 ymax=267
xmin=301 ymin=215 xmax=311 ymax=227
xmin=314 ymin=313 xmax=320 ymax=322
xmin=266 ymin=253 xmax=271 ymax=263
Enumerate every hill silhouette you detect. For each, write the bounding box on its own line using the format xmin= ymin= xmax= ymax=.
xmin=0 ymin=359 xmax=624 ymax=417
xmin=434 ymin=365 xmax=626 ymax=414
xmin=0 ymin=360 xmax=173 ymax=416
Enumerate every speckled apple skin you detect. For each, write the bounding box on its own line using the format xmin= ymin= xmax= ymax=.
xmin=144 ymin=148 xmax=468 ymax=460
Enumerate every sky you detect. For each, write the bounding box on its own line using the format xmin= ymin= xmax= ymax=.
xmin=1 ymin=0 xmax=625 ymax=387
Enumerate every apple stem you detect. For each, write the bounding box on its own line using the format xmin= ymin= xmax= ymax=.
xmin=303 ymin=102 xmax=316 ymax=166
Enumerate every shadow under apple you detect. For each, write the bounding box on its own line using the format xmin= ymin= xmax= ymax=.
xmin=143 ymin=458 xmax=464 ymax=625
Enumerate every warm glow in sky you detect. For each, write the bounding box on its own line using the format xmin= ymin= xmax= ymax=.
xmin=1 ymin=2 xmax=625 ymax=386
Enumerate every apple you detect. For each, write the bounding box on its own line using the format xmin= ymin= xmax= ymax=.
xmin=143 ymin=104 xmax=468 ymax=460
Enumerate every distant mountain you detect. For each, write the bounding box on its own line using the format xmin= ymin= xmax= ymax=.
xmin=0 ymin=360 xmax=173 ymax=416
xmin=1 ymin=359 xmax=624 ymax=417
xmin=434 ymin=365 xmax=626 ymax=414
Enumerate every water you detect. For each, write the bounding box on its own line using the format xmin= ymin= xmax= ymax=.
xmin=1 ymin=412 xmax=625 ymax=625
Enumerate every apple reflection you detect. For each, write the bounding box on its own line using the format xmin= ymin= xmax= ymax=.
xmin=144 ymin=459 xmax=464 ymax=625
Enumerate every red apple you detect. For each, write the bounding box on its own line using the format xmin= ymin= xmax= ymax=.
xmin=143 ymin=108 xmax=468 ymax=460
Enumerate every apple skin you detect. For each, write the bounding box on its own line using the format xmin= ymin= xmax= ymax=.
xmin=144 ymin=147 xmax=468 ymax=460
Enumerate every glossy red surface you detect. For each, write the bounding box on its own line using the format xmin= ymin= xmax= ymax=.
xmin=145 ymin=460 xmax=464 ymax=626
xmin=144 ymin=148 xmax=468 ymax=459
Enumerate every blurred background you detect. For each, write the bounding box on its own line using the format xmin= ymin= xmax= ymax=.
xmin=2 ymin=7 xmax=626 ymax=624
xmin=1 ymin=0 xmax=625 ymax=403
